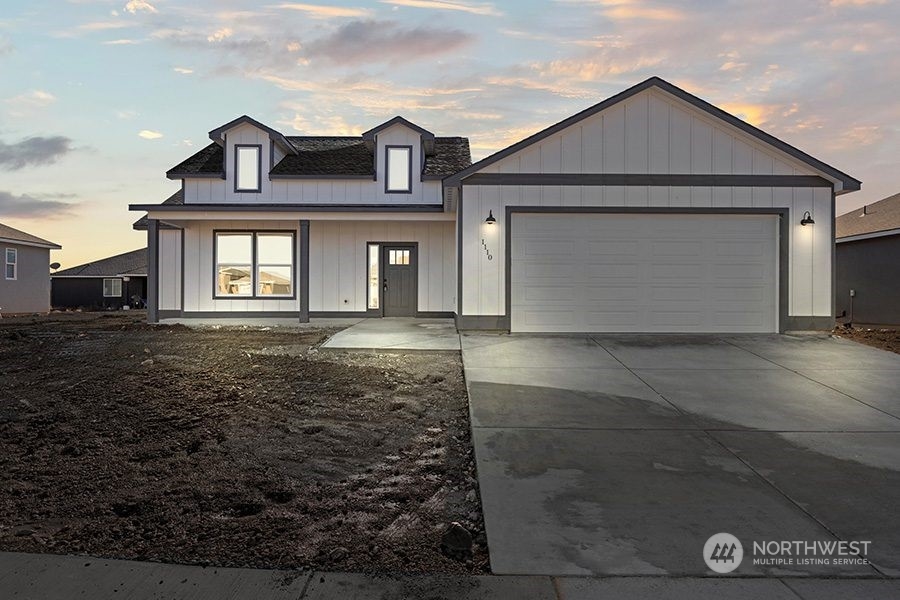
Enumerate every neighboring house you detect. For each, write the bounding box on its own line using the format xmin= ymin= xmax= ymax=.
xmin=131 ymin=77 xmax=860 ymax=333
xmin=51 ymin=248 xmax=147 ymax=310
xmin=835 ymin=192 xmax=900 ymax=325
xmin=0 ymin=222 xmax=61 ymax=315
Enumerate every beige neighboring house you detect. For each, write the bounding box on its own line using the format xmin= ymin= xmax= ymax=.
xmin=0 ymin=222 xmax=61 ymax=315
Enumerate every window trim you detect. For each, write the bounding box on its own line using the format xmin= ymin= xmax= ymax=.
xmin=103 ymin=278 xmax=123 ymax=297
xmin=384 ymin=145 xmax=413 ymax=194
xmin=213 ymin=230 xmax=297 ymax=300
xmin=234 ymin=144 xmax=263 ymax=193
xmin=5 ymin=247 xmax=16 ymax=280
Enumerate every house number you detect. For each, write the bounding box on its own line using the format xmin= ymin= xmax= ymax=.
xmin=481 ymin=239 xmax=493 ymax=261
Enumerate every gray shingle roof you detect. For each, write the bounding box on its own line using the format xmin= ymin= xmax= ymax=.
xmin=53 ymin=248 xmax=147 ymax=277
xmin=0 ymin=222 xmax=61 ymax=249
xmin=836 ymin=192 xmax=900 ymax=239
xmin=132 ymin=188 xmax=183 ymax=230
xmin=166 ymin=132 xmax=471 ymax=179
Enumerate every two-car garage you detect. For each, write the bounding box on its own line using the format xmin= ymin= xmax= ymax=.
xmin=510 ymin=212 xmax=780 ymax=333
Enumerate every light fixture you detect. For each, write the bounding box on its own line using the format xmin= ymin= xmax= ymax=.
xmin=485 ymin=210 xmax=496 ymax=225
xmin=800 ymin=211 xmax=815 ymax=226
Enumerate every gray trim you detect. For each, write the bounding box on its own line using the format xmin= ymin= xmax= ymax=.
xmin=456 ymin=185 xmax=464 ymax=316
xmin=299 ymin=220 xmax=310 ymax=323
xmin=147 ymin=219 xmax=159 ymax=324
xmin=837 ymin=228 xmax=900 ymax=244
xmin=166 ymin=172 xmax=224 ymax=180
xmin=208 ymin=115 xmax=297 ymax=155
xmin=269 ymin=140 xmax=274 ymax=172
xmin=500 ymin=206 xmax=790 ymax=334
xmin=384 ymin=145 xmax=413 ymax=194
xmin=309 ymin=311 xmax=369 ymax=318
xmin=128 ymin=203 xmax=445 ymax=213
xmin=416 ymin=311 xmax=454 ymax=318
xmin=212 ymin=230 xmax=297 ymax=300
xmin=455 ymin=315 xmax=511 ymax=331
xmin=362 ymin=116 xmax=435 ymax=143
xmin=233 ymin=144 xmax=263 ymax=193
xmin=158 ymin=310 xmax=182 ymax=319
xmin=270 ymin=174 xmax=374 ymax=180
xmin=460 ymin=173 xmax=832 ymax=188
xmin=444 ymin=77 xmax=860 ymax=192
xmin=783 ymin=316 xmax=835 ymax=331
xmin=175 ymin=311 xmax=302 ymax=319
xmin=180 ymin=227 xmax=185 ymax=313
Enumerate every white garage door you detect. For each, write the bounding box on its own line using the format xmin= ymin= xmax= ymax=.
xmin=511 ymin=213 xmax=779 ymax=333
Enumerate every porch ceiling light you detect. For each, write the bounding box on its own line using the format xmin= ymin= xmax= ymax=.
xmin=485 ymin=210 xmax=496 ymax=225
xmin=800 ymin=211 xmax=815 ymax=226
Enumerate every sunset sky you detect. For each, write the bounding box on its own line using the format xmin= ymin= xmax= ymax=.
xmin=1 ymin=0 xmax=898 ymax=268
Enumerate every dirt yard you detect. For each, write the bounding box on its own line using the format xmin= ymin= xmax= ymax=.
xmin=833 ymin=326 xmax=900 ymax=355
xmin=0 ymin=313 xmax=488 ymax=574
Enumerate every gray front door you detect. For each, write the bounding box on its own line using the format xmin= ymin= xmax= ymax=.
xmin=383 ymin=245 xmax=417 ymax=317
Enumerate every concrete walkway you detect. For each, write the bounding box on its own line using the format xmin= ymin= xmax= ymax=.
xmin=322 ymin=318 xmax=460 ymax=351
xmin=4 ymin=552 xmax=899 ymax=599
xmin=462 ymin=333 xmax=900 ymax=578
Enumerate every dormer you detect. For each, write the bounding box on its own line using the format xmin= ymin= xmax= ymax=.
xmin=207 ymin=116 xmax=298 ymax=197
xmin=362 ymin=116 xmax=436 ymax=197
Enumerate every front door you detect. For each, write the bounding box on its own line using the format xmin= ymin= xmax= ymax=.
xmin=383 ymin=245 xmax=417 ymax=317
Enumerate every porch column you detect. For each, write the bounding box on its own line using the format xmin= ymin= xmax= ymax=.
xmin=147 ymin=218 xmax=159 ymax=323
xmin=299 ymin=219 xmax=309 ymax=323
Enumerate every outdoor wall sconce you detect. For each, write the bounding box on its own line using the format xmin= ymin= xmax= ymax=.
xmin=800 ymin=211 xmax=815 ymax=226
xmin=484 ymin=210 xmax=496 ymax=225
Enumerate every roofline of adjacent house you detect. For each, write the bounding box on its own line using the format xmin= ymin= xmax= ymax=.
xmin=443 ymin=76 xmax=861 ymax=194
xmin=208 ymin=115 xmax=298 ymax=155
xmin=0 ymin=237 xmax=61 ymax=250
xmin=836 ymin=227 xmax=900 ymax=244
xmin=129 ymin=203 xmax=445 ymax=213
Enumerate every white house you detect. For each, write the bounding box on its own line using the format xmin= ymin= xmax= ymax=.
xmin=132 ymin=77 xmax=860 ymax=333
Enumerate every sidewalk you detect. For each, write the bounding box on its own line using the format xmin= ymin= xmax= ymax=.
xmin=3 ymin=552 xmax=899 ymax=599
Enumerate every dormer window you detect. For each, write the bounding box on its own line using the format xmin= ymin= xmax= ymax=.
xmin=385 ymin=145 xmax=412 ymax=193
xmin=235 ymin=144 xmax=261 ymax=192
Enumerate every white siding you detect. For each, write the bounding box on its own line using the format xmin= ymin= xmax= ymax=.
xmin=158 ymin=229 xmax=181 ymax=310
xmin=309 ymin=220 xmax=455 ymax=313
xmin=184 ymin=122 xmax=441 ymax=206
xmin=462 ymin=184 xmax=832 ymax=319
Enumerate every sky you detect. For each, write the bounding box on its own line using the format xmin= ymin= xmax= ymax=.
xmin=0 ymin=0 xmax=898 ymax=268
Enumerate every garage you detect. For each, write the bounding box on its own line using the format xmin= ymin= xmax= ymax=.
xmin=510 ymin=212 xmax=779 ymax=333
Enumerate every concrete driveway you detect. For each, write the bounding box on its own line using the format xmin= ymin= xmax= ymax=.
xmin=462 ymin=333 xmax=900 ymax=577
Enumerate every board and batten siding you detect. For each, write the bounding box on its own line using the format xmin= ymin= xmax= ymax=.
xmin=309 ymin=220 xmax=455 ymax=313
xmin=461 ymin=87 xmax=834 ymax=320
xmin=158 ymin=219 xmax=454 ymax=314
xmin=184 ymin=122 xmax=441 ymax=206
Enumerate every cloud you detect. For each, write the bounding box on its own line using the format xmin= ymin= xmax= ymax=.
xmin=207 ymin=27 xmax=233 ymax=42
xmin=0 ymin=191 xmax=76 ymax=218
xmin=0 ymin=37 xmax=13 ymax=56
xmin=378 ymin=0 xmax=502 ymax=16
xmin=116 ymin=109 xmax=139 ymax=119
xmin=103 ymin=38 xmax=140 ymax=45
xmin=0 ymin=136 xmax=74 ymax=171
xmin=78 ymin=21 xmax=131 ymax=31
xmin=830 ymin=0 xmax=886 ymax=5
xmin=124 ymin=0 xmax=158 ymax=13
xmin=173 ymin=66 xmax=193 ymax=74
xmin=5 ymin=90 xmax=57 ymax=117
xmin=273 ymin=3 xmax=372 ymax=18
xmin=138 ymin=130 xmax=163 ymax=139
xmin=303 ymin=20 xmax=474 ymax=64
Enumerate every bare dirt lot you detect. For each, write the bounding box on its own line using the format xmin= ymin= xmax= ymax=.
xmin=0 ymin=313 xmax=488 ymax=574
xmin=833 ymin=326 xmax=900 ymax=355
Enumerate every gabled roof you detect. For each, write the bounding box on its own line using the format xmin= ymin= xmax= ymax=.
xmin=445 ymin=76 xmax=861 ymax=194
xmin=208 ymin=115 xmax=297 ymax=155
xmin=133 ymin=188 xmax=183 ymax=230
xmin=52 ymin=247 xmax=147 ymax=277
xmin=361 ymin=116 xmax=435 ymax=144
xmin=836 ymin=192 xmax=900 ymax=240
xmin=0 ymin=222 xmax=61 ymax=249
xmin=167 ymin=143 xmax=224 ymax=179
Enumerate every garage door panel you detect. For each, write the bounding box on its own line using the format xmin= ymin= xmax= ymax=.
xmin=511 ymin=213 xmax=777 ymax=333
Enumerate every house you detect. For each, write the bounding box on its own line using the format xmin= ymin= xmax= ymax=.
xmin=835 ymin=192 xmax=900 ymax=326
xmin=131 ymin=77 xmax=860 ymax=333
xmin=0 ymin=222 xmax=61 ymax=315
xmin=51 ymin=248 xmax=147 ymax=310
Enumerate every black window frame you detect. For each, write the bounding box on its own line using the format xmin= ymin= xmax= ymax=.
xmin=234 ymin=144 xmax=263 ymax=193
xmin=213 ymin=230 xmax=297 ymax=300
